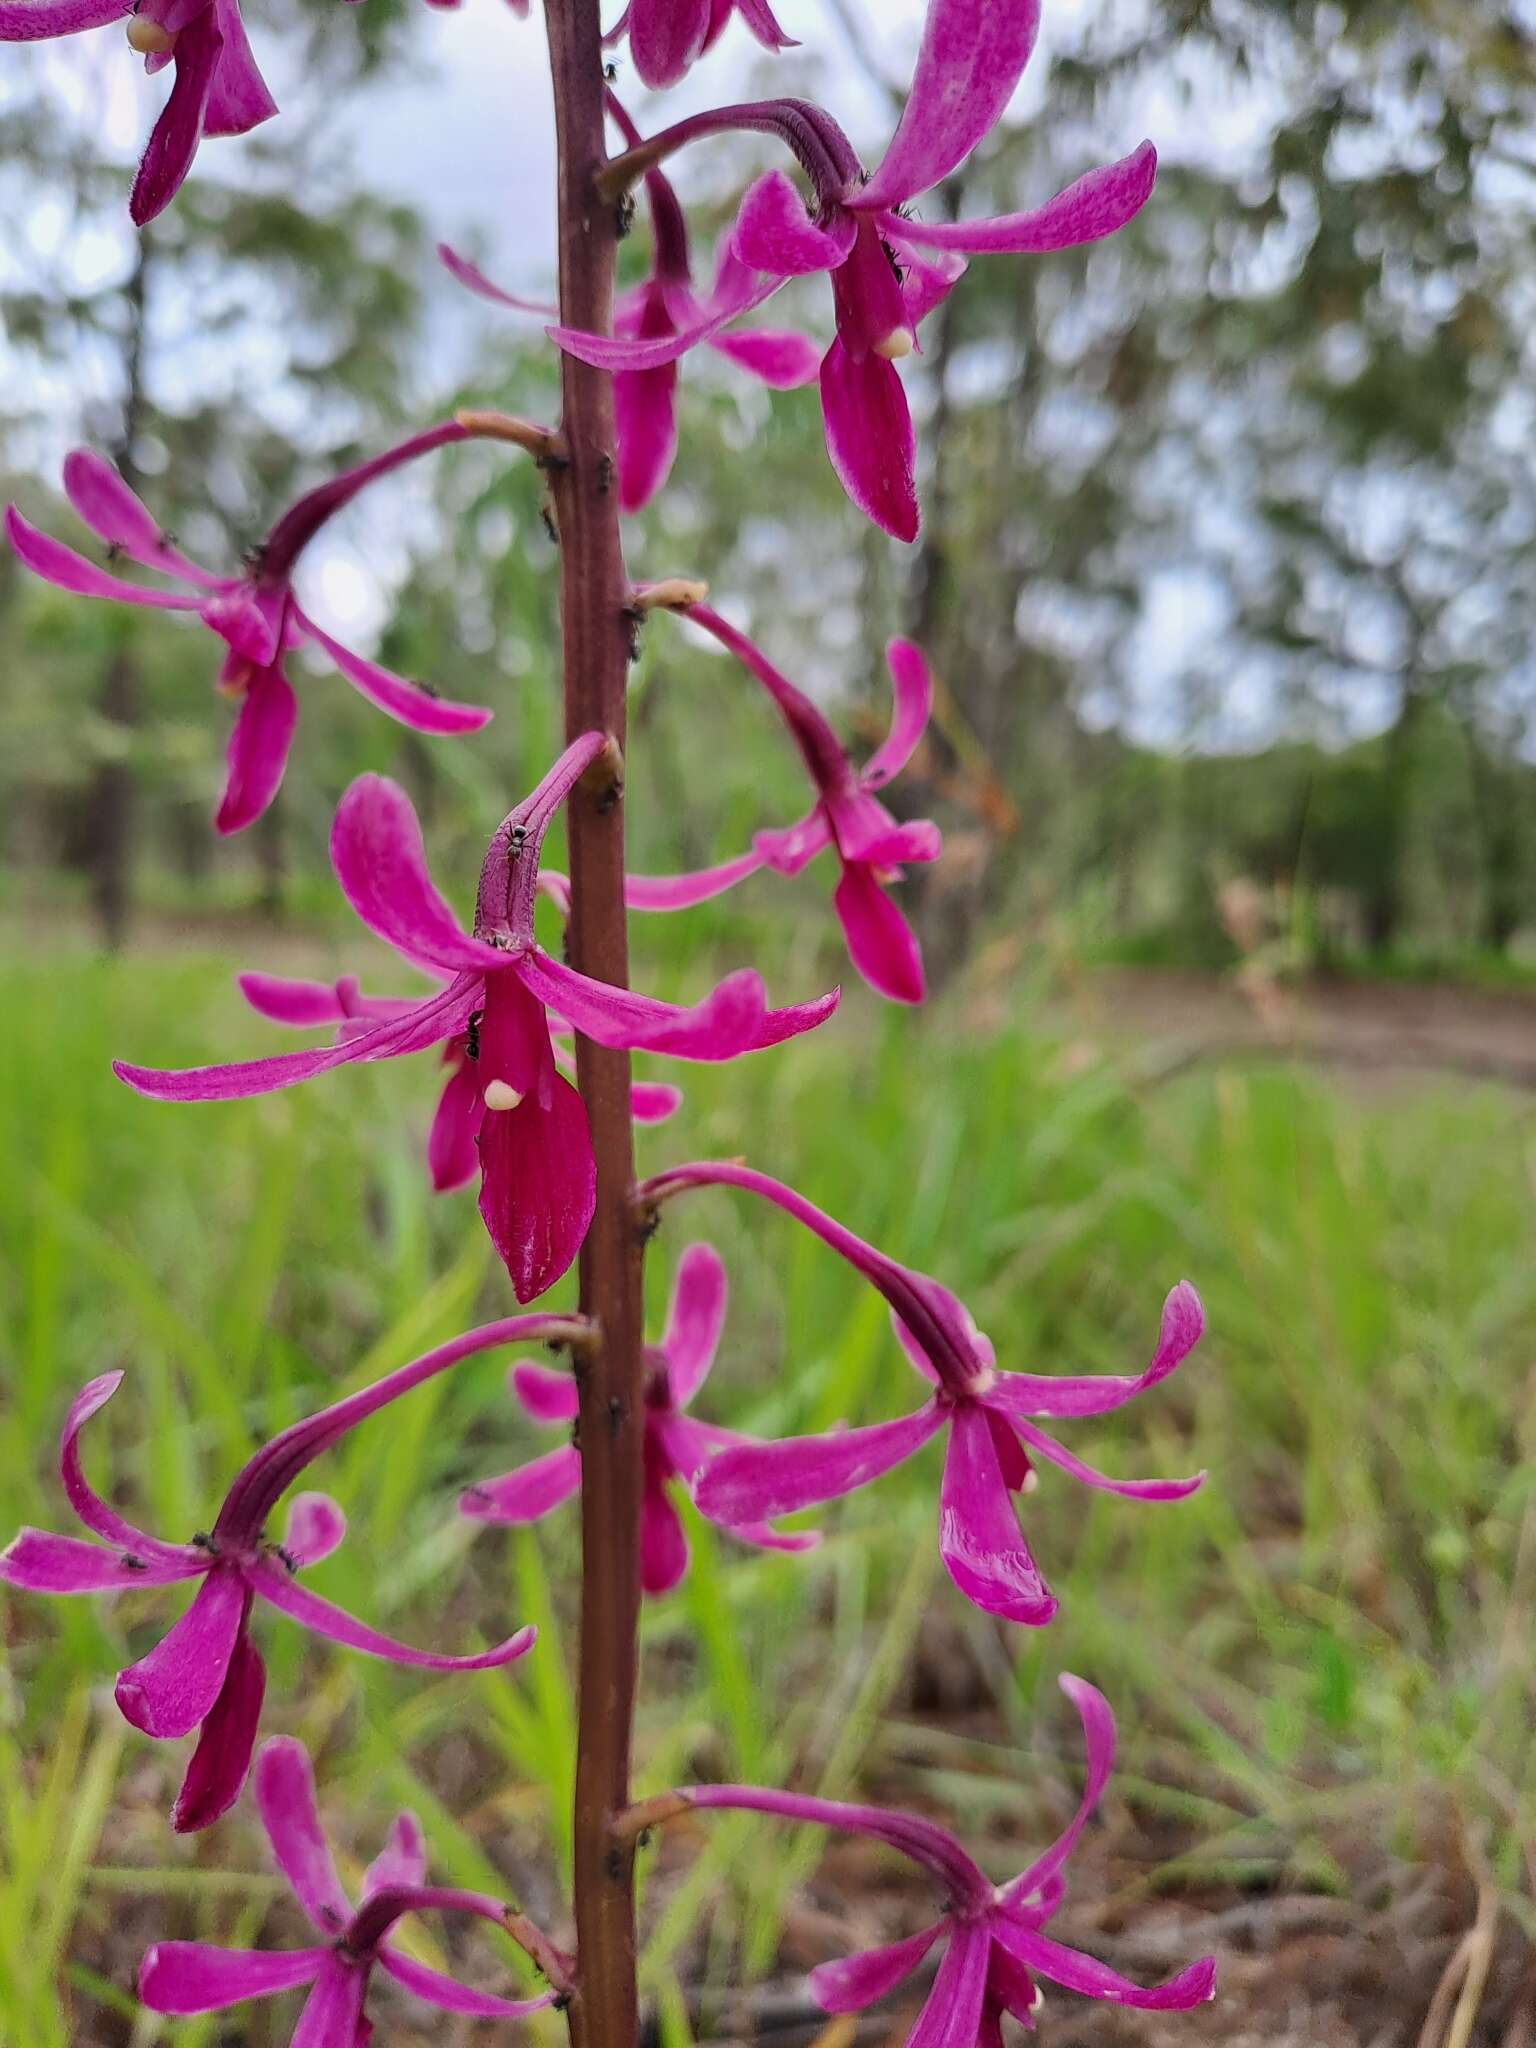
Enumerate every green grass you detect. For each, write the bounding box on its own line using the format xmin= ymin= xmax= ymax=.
xmin=1 ymin=937 xmax=1533 ymax=2040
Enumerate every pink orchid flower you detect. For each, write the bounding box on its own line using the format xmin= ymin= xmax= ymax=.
xmin=140 ymin=1737 xmax=555 ymax=2038
xmin=236 ymin=968 xmax=681 ymax=1196
xmin=553 ymin=0 xmax=1156 ymax=539
xmin=439 ymin=99 xmax=818 ymax=515
xmin=0 ymin=0 xmax=275 ymax=223
xmin=610 ymin=0 xmax=795 ymax=90
xmin=0 ymin=1316 xmax=576 ymax=1830
xmin=115 ymin=737 xmax=840 ymax=1303
xmin=462 ymin=1242 xmax=819 ymax=1594
xmin=626 ymin=603 xmax=939 ymax=1003
xmin=678 ymin=1676 xmax=1216 ymax=2040
xmin=639 ymin=1163 xmax=1205 ymax=1627
xmin=4 ymin=426 xmax=492 ymax=834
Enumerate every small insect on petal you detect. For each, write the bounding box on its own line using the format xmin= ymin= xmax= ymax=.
xmin=483 ymin=1080 xmax=524 ymax=1112
xmin=126 ymin=16 xmax=177 ymax=52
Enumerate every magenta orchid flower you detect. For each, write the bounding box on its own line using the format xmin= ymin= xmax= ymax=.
xmin=610 ymin=0 xmax=794 ymax=90
xmin=675 ymin=1675 xmax=1215 ymax=2040
xmin=0 ymin=1316 xmax=575 ymax=1831
xmin=115 ymin=737 xmax=840 ymax=1303
xmin=4 ymin=426 xmax=492 ymax=835
xmin=440 ymin=99 xmax=818 ymax=516
xmin=627 ymin=603 xmax=939 ymax=1003
xmin=554 ymin=0 xmax=1157 ymax=539
xmin=139 ymin=1737 xmax=554 ymax=2037
xmin=639 ymin=1163 xmax=1205 ymax=1627
xmin=237 ymin=968 xmax=681 ymax=1196
xmin=462 ymin=1242 xmax=819 ymax=1594
xmin=0 ymin=0 xmax=275 ymax=224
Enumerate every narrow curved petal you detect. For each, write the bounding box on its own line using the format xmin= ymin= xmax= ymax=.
xmin=549 ymin=268 xmax=784 ymax=375
xmin=820 ymin=337 xmax=918 ymax=543
xmin=363 ymin=1812 xmax=426 ymax=1897
xmin=5 ymin=505 xmax=204 ymax=609
xmin=478 ymin=1068 xmax=596 ymax=1304
xmin=891 ymin=1314 xmax=941 ymax=1386
xmin=379 ymin=1946 xmax=555 ymax=2019
xmin=632 ymin=1079 xmax=683 ymax=1122
xmin=253 ymin=1735 xmax=352 ymax=1933
xmin=129 ymin=12 xmax=222 ymax=227
xmin=833 ymin=864 xmax=925 ymax=1005
xmin=716 ymin=1512 xmax=821 ymax=1557
xmin=989 ymin=1924 xmax=1215 ymax=2011
xmin=460 ymin=1445 xmax=581 ymax=1524
xmin=811 ymin=1916 xmax=946 ymax=2015
xmin=999 ymin=1675 xmax=1115 ymax=1910
xmin=707 ymin=326 xmax=822 ymax=387
xmin=640 ymin=1476 xmax=689 ymax=1596
xmin=201 ymin=0 xmax=276 ymax=137
xmin=694 ymin=1404 xmax=943 ymax=1524
xmin=863 ymin=639 xmax=933 ymax=789
xmin=627 ymin=0 xmax=709 ymax=88
xmin=57 ymin=1371 xmax=199 ymax=1564
xmin=330 ymin=775 xmax=502 ymax=973
xmin=0 ymin=1527 xmax=201 ymax=1592
xmin=986 ymin=1940 xmax=1043 ymax=2027
xmin=296 ymin=612 xmax=492 ymax=736
xmin=732 ymin=170 xmax=857 ymax=278
xmin=290 ymin=1964 xmax=368 ymax=2048
xmin=114 ymin=1569 xmax=247 ymax=1739
xmin=660 ymin=1241 xmax=728 ymax=1405
xmin=247 ymin=1555 xmax=536 ymax=1669
xmin=237 ymin=972 xmax=347 ymax=1027
xmin=281 ymin=1492 xmax=347 ymax=1568
xmin=518 ymin=952 xmax=838 ymax=1060
xmin=938 ymin=1405 xmax=1056 ymax=1626
xmin=511 ymin=1361 xmax=580 ymax=1424
xmin=1007 ymin=1416 xmax=1205 ymax=1501
xmin=754 ymin=806 xmax=833 ymax=877
xmin=614 ymin=360 xmax=679 ymax=513
xmin=894 ymin=143 xmax=1158 ymax=255
xmin=732 ymin=0 xmax=794 ymax=48
xmin=61 ymin=450 xmax=216 ymax=584
xmin=170 ymin=1629 xmax=265 ymax=1833
xmin=855 ymin=0 xmax=1041 ymax=212
xmin=437 ymin=243 xmax=555 ymax=316
xmin=0 ymin=0 xmax=131 ymax=33
xmin=908 ymin=1924 xmax=991 ymax=2048
xmin=138 ymin=1942 xmax=324 ymax=2015
xmin=215 ymin=662 xmax=296 ymax=836
xmin=983 ymin=1282 xmax=1205 ymax=1421
xmin=427 ymin=1055 xmax=481 ymax=1193
xmin=626 ymin=849 xmax=766 ymax=911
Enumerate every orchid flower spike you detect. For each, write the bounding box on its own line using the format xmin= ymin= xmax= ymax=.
xmin=669 ymin=1676 xmax=1216 ymax=2039
xmin=237 ymin=967 xmax=681 ymax=1199
xmin=0 ymin=1316 xmax=578 ymax=1829
xmin=639 ymin=1163 xmax=1205 ymax=1627
xmin=0 ymin=0 xmax=274 ymax=223
xmin=562 ymin=0 xmax=1156 ymax=539
xmin=4 ymin=428 xmax=494 ymax=834
xmin=611 ymin=0 xmax=795 ymax=90
xmin=440 ymin=96 xmax=818 ymax=516
xmin=463 ymin=1242 xmax=819 ymax=1594
xmin=139 ymin=1737 xmax=556 ymax=2035
xmin=627 ymin=604 xmax=939 ymax=1004
xmin=115 ymin=741 xmax=840 ymax=1302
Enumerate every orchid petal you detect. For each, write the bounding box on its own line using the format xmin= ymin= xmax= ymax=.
xmin=0 ymin=1527 xmax=201 ymax=1592
xmin=138 ymin=1942 xmax=325 ymax=2014
xmin=512 ymin=1360 xmax=581 ymax=1424
xmin=894 ymin=142 xmax=1158 ymax=255
xmin=170 ymin=1629 xmax=265 ymax=1833
xmin=428 ymin=1056 xmax=482 ymax=1193
xmin=215 ymin=662 xmax=296 ymax=836
xmin=477 ymin=992 xmax=595 ymax=1302
xmin=0 ymin=0 xmax=131 ymax=33
xmin=820 ymin=337 xmax=918 ymax=542
xmin=810 ymin=1926 xmax=943 ymax=2014
xmin=732 ymin=169 xmax=857 ymax=278
xmin=253 ymin=1735 xmax=352 ymax=1933
xmin=290 ymin=1964 xmax=368 ymax=2048
xmin=461 ymin=1445 xmax=581 ymax=1524
xmin=363 ymin=1812 xmax=427 ymax=1897
xmin=330 ymin=775 xmax=502 ymax=973
xmin=114 ymin=1569 xmax=247 ymax=1739
xmin=640 ymin=1476 xmax=689 ymax=1595
xmin=615 ymin=358 xmax=680 ymax=513
xmin=517 ymin=952 xmax=838 ymax=1060
xmin=694 ymin=1403 xmax=943 ymax=1524
xmin=983 ymin=1282 xmax=1205 ymax=1420
xmin=626 ymin=849 xmax=766 ymax=911
xmin=909 ymin=1924 xmax=992 ymax=2048
xmin=61 ymin=450 xmax=215 ymax=584
xmin=247 ymin=1556 xmax=535 ymax=1669
xmin=437 ymin=242 xmax=556 ymax=317
xmin=632 ymin=1079 xmax=683 ymax=1122
xmin=863 ymin=639 xmax=933 ymax=789
xmin=549 ymin=268 xmax=783 ymax=375
xmin=379 ymin=1946 xmax=554 ymax=2019
xmin=5 ymin=505 xmax=204 ymax=609
xmin=627 ymin=0 xmax=708 ymax=87
xmin=296 ymin=611 xmax=492 ymax=737
xmin=281 ymin=1492 xmax=346 ymax=1568
xmin=754 ymin=806 xmax=832 ymax=876
xmin=938 ymin=1405 xmax=1056 ymax=1625
xmin=201 ymin=0 xmax=276 ymax=135
xmin=237 ymin=972 xmax=348 ymax=1027
xmin=833 ymin=863 xmax=925 ymax=1005
xmin=856 ymin=0 xmax=1041 ymax=211
xmin=990 ymin=1923 xmax=1216 ymax=2011
xmin=129 ymin=11 xmax=222 ymax=227
xmin=57 ymin=1371 xmax=197 ymax=1564
xmin=707 ymin=326 xmax=822 ymax=387
xmin=660 ymin=1241 xmax=728 ymax=1406
xmin=999 ymin=1675 xmax=1116 ymax=1911
xmin=1006 ymin=1415 xmax=1205 ymax=1501
xmin=731 ymin=0 xmax=794 ymax=49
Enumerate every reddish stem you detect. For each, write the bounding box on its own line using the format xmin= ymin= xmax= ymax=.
xmin=544 ymin=4 xmax=647 ymax=2045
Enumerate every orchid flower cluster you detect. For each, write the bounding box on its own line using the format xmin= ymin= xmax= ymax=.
xmin=2 ymin=0 xmax=1218 ymax=2039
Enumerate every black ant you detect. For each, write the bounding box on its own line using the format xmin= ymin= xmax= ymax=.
xmin=120 ymin=1552 xmax=147 ymax=1573
xmin=508 ymin=825 xmax=529 ymax=861
xmin=603 ymin=60 xmax=618 ymax=81
xmin=464 ymin=1008 xmax=483 ymax=1062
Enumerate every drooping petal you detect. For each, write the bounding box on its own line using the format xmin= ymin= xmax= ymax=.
xmin=982 ymin=1282 xmax=1205 ymax=1421
xmin=477 ymin=981 xmax=596 ymax=1302
xmin=731 ymin=170 xmax=857 ymax=278
xmin=425 ymin=1053 xmax=480 ymax=1193
xmin=548 ymin=267 xmax=785 ymax=375
xmin=626 ymin=849 xmax=766 ymax=911
xmin=363 ymin=1812 xmax=427 ymax=1898
xmin=985 ymin=1939 xmax=1044 ymax=2027
xmin=854 ymin=0 xmax=1041 ymax=212
xmin=989 ymin=1923 xmax=1215 ymax=2011
xmin=908 ymin=1923 xmax=992 ymax=2048
xmin=640 ymin=1474 xmax=689 ymax=1595
xmin=863 ymin=639 xmax=933 ymax=790
xmin=437 ymin=242 xmax=557 ymax=317
xmin=170 ymin=1628 xmax=265 ymax=1833
xmin=707 ymin=326 xmax=822 ymax=387
xmin=517 ymin=953 xmax=837 ymax=1060
xmin=820 ymin=336 xmax=918 ymax=543
xmin=998 ymin=1674 xmax=1116 ymax=1911
xmin=281 ymin=1492 xmax=347 ymax=1568
xmin=5 ymin=505 xmax=205 ymax=609
xmin=138 ymin=1942 xmax=325 ymax=2014
xmin=200 ymin=0 xmax=276 ymax=136
xmin=626 ymin=0 xmax=709 ymax=88
xmin=253 ymin=1735 xmax=353 ymax=1934
xmin=129 ymin=10 xmax=222 ymax=227
xmin=330 ymin=776 xmax=502 ymax=975
xmin=893 ymin=142 xmax=1158 ymax=255
xmin=460 ymin=1446 xmax=581 ymax=1524
xmin=832 ymin=863 xmax=925 ymax=1005
xmin=938 ymin=1405 xmax=1056 ymax=1626
xmin=694 ymin=1404 xmax=944 ymax=1525
xmin=289 ymin=1963 xmax=369 ymax=2048
xmin=61 ymin=450 xmax=216 ymax=585
xmin=0 ymin=1528 xmax=201 ymax=1592
xmin=215 ymin=661 xmax=297 ymax=835
xmin=729 ymin=0 xmax=794 ymax=51
xmin=57 ymin=1371 xmax=200 ymax=1565
xmin=1007 ymin=1414 xmax=1205 ymax=1501
xmin=295 ymin=611 xmax=492 ymax=737
xmin=378 ymin=1947 xmax=554 ymax=2020
xmin=614 ymin=349 xmax=680 ymax=513
xmin=987 ymin=1409 xmax=1035 ymax=1494
xmin=659 ymin=1241 xmax=728 ymax=1406
xmin=247 ymin=1556 xmax=536 ymax=1669
xmin=114 ymin=1568 xmax=248 ymax=1740
xmin=511 ymin=1360 xmax=580 ymax=1424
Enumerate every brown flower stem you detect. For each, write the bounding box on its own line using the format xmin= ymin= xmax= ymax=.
xmin=542 ymin=4 xmax=648 ymax=2046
